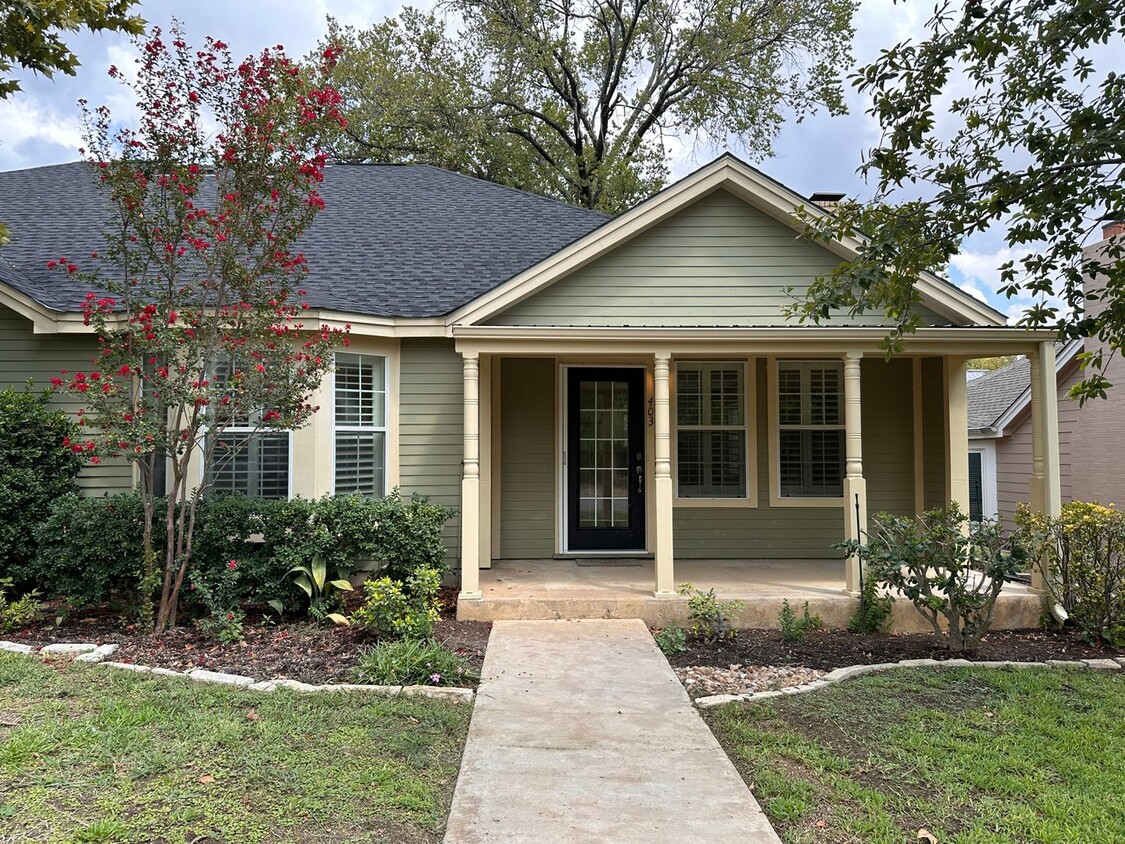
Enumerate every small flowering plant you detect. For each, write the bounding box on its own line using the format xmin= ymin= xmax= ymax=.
xmin=188 ymin=559 xmax=245 ymax=642
xmin=48 ymin=23 xmax=348 ymax=632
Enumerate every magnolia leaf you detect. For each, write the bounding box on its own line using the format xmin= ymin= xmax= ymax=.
xmin=328 ymin=579 xmax=354 ymax=591
xmin=327 ymin=612 xmax=351 ymax=626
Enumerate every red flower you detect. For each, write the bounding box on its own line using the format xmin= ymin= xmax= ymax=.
xmin=228 ymin=559 xmax=238 ymax=569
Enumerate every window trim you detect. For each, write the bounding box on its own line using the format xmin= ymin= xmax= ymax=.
xmin=330 ymin=351 xmax=389 ymax=497
xmin=768 ymin=357 xmax=845 ymax=508
xmin=968 ymin=441 xmax=998 ymax=522
xmin=672 ymin=358 xmax=758 ymax=508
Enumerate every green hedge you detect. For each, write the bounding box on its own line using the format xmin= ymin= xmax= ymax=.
xmin=0 ymin=386 xmax=83 ymax=584
xmin=28 ymin=490 xmax=453 ymax=612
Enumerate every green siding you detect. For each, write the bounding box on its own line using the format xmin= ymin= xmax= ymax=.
xmin=498 ymin=358 xmax=556 ymax=558
xmin=863 ymin=358 xmax=916 ymax=517
xmin=488 ymin=188 xmax=947 ymax=327
xmin=673 ymin=359 xmax=843 ymax=559
xmin=0 ymin=304 xmax=132 ymax=495
xmin=397 ymin=338 xmax=463 ymax=558
xmin=922 ymin=357 xmax=948 ymax=509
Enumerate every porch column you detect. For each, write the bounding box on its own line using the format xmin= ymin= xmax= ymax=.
xmin=653 ymin=353 xmax=675 ymax=597
xmin=946 ymin=357 xmax=970 ymax=515
xmin=459 ymin=352 xmax=483 ymax=601
xmin=1029 ymin=341 xmax=1062 ymax=590
xmin=843 ymin=352 xmax=868 ymax=595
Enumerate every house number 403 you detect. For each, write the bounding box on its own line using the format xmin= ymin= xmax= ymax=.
xmin=647 ymin=397 xmax=654 ymax=427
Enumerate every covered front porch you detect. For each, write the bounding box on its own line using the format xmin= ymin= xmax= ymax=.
xmin=451 ymin=327 xmax=1063 ymax=622
xmin=457 ymin=557 xmax=1043 ymax=632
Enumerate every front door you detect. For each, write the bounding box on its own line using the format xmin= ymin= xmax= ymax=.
xmin=566 ymin=367 xmax=646 ymax=551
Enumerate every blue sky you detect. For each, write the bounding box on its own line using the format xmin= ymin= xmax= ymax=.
xmin=0 ymin=0 xmax=1040 ymax=320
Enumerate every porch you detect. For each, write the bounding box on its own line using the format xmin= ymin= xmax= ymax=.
xmin=456 ymin=557 xmax=1043 ymax=633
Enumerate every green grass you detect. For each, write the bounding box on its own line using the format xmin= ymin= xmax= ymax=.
xmin=707 ymin=667 xmax=1125 ymax=843
xmin=0 ymin=652 xmax=472 ymax=843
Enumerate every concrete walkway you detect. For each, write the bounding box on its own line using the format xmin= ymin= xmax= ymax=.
xmin=444 ymin=619 xmax=781 ymax=843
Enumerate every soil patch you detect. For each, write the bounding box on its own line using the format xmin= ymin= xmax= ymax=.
xmin=9 ymin=590 xmax=491 ymax=686
xmin=667 ymin=627 xmax=1122 ymax=672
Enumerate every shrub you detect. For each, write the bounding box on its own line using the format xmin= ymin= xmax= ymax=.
xmin=352 ymin=567 xmax=442 ymax=640
xmin=779 ymin=599 xmax=824 ymax=642
xmin=189 ymin=494 xmax=284 ymax=607
xmin=188 ymin=557 xmax=246 ymax=642
xmin=677 ymin=583 xmax=744 ymax=642
xmin=848 ymin=572 xmax=895 ymax=634
xmin=0 ymin=578 xmax=41 ymax=632
xmin=369 ymin=491 xmax=453 ymax=580
xmin=0 ymin=385 xmax=82 ymax=582
xmin=653 ymin=625 xmax=688 ymax=656
xmin=353 ymin=638 xmax=475 ymax=686
xmin=1015 ymin=502 xmax=1125 ymax=646
xmin=31 ymin=493 xmax=148 ymax=609
xmin=851 ymin=504 xmax=1025 ymax=652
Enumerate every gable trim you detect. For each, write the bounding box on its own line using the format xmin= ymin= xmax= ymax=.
xmin=447 ymin=154 xmax=1006 ymax=329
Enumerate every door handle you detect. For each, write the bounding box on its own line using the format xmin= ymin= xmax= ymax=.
xmin=636 ymin=464 xmax=643 ymax=494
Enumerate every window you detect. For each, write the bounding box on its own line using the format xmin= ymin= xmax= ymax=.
xmin=676 ymin=362 xmax=747 ymax=498
xmin=968 ymin=452 xmax=984 ymax=522
xmin=334 ymin=353 xmax=386 ymax=497
xmin=205 ymin=358 xmax=291 ymax=499
xmin=777 ymin=361 xmax=844 ymax=498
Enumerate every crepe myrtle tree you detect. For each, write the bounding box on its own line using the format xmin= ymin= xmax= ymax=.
xmin=49 ymin=25 xmax=348 ymax=631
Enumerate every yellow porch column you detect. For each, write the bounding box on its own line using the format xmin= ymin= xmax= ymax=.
xmin=842 ymin=352 xmax=868 ymax=595
xmin=459 ymin=352 xmax=483 ymax=601
xmin=946 ymin=356 xmax=970 ymax=515
xmin=653 ymin=353 xmax=675 ymax=597
xmin=1030 ymin=341 xmax=1062 ymax=590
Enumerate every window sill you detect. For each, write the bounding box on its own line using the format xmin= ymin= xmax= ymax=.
xmin=673 ymin=497 xmax=758 ymax=509
xmin=768 ymin=495 xmax=843 ymax=509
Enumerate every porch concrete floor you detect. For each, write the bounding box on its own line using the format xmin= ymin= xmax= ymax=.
xmin=457 ymin=558 xmax=1041 ymax=632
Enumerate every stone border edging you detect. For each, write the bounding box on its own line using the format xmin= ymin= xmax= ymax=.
xmin=693 ymin=656 xmax=1125 ymax=709
xmin=0 ymin=640 xmax=474 ymax=704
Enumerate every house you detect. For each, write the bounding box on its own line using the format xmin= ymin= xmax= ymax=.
xmin=0 ymin=154 xmax=1061 ymax=626
xmin=968 ymin=220 xmax=1125 ymax=526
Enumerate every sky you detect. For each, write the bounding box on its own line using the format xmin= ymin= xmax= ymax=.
xmin=0 ymin=0 xmax=1048 ymax=320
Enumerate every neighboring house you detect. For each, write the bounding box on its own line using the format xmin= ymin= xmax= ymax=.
xmin=968 ymin=221 xmax=1125 ymax=526
xmin=0 ymin=154 xmax=1063 ymax=606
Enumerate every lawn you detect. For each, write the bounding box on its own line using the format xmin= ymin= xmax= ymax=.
xmin=707 ymin=667 xmax=1125 ymax=843
xmin=0 ymin=653 xmax=471 ymax=843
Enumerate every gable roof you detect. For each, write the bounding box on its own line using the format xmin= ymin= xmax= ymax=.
xmin=0 ymin=162 xmax=609 ymax=319
xmin=967 ymin=340 xmax=1082 ymax=435
xmin=449 ymin=153 xmax=1007 ymax=327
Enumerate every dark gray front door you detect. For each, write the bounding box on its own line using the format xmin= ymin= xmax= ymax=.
xmin=566 ymin=368 xmax=646 ymax=551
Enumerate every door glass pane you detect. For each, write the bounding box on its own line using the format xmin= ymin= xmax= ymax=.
xmin=578 ymin=378 xmax=631 ymax=528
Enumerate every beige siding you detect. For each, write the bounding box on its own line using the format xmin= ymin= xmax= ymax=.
xmin=498 ymin=358 xmax=556 ymax=557
xmin=488 ymin=188 xmax=946 ymax=327
xmin=397 ymin=338 xmax=463 ymax=558
xmin=862 ymin=358 xmax=916 ymax=517
xmin=922 ymin=357 xmax=948 ymax=509
xmin=995 ymin=361 xmax=1084 ymax=530
xmin=0 ymin=304 xmax=131 ymax=494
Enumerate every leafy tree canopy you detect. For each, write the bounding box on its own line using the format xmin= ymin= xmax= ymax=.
xmin=316 ymin=0 xmax=856 ymax=212
xmin=790 ymin=0 xmax=1124 ymax=401
xmin=0 ymin=1 xmax=145 ymax=246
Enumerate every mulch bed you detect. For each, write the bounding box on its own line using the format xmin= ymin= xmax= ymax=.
xmin=667 ymin=627 xmax=1124 ymax=672
xmin=9 ymin=590 xmax=492 ymax=686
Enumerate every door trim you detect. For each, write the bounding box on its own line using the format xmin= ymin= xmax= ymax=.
xmin=558 ymin=364 xmax=649 ymax=554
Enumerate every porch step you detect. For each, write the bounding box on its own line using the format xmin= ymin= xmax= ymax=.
xmin=456 ymin=592 xmax=1044 ymax=633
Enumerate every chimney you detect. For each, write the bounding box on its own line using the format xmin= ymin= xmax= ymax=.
xmin=809 ymin=192 xmax=845 ymax=212
xmin=1101 ymin=216 xmax=1125 ymax=241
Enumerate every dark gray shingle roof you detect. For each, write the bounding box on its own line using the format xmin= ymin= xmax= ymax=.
xmin=0 ymin=162 xmax=610 ymax=318
xmin=967 ymin=357 xmax=1030 ymax=431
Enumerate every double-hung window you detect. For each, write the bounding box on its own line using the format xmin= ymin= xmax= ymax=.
xmin=334 ymin=353 xmax=387 ymax=497
xmin=776 ymin=360 xmax=844 ymax=498
xmin=206 ymin=359 xmax=290 ymax=499
xmin=676 ymin=362 xmax=747 ymax=498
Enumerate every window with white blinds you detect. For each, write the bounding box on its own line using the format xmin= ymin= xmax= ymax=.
xmin=205 ymin=357 xmax=290 ymax=499
xmin=334 ymin=353 xmax=387 ymax=497
xmin=675 ymin=362 xmax=747 ymax=498
xmin=777 ymin=361 xmax=844 ymax=498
